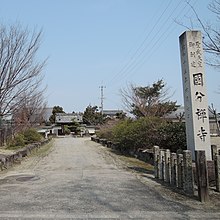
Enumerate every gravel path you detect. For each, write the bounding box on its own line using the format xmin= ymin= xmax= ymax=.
xmin=0 ymin=137 xmax=219 ymax=219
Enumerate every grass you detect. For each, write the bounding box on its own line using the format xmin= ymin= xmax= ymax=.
xmin=107 ymin=148 xmax=154 ymax=175
xmin=6 ymin=145 xmax=25 ymax=150
xmin=30 ymin=139 xmax=54 ymax=158
xmin=118 ymin=154 xmax=154 ymax=174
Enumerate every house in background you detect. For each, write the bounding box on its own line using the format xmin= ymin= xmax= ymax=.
xmin=103 ymin=110 xmax=125 ymax=119
xmin=55 ymin=113 xmax=83 ymax=124
xmin=165 ymin=106 xmax=220 ymax=136
xmin=55 ymin=113 xmax=83 ymax=135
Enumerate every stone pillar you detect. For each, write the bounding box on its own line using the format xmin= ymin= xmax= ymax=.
xmin=179 ymin=31 xmax=211 ymax=160
xmin=214 ymin=155 xmax=220 ymax=192
xmin=153 ymin=146 xmax=160 ymax=179
xmin=177 ymin=154 xmax=184 ymax=189
xmin=171 ymin=153 xmax=177 ymax=186
xmin=195 ymin=150 xmax=209 ymax=202
xmin=0 ymin=160 xmax=3 ymax=171
xmin=183 ymin=150 xmax=194 ymax=194
xmin=165 ymin=149 xmax=171 ymax=183
xmin=159 ymin=150 xmax=165 ymax=180
xmin=211 ymin=145 xmax=218 ymax=160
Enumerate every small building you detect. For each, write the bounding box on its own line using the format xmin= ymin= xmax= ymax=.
xmin=37 ymin=125 xmax=62 ymax=138
xmin=54 ymin=113 xmax=83 ymax=135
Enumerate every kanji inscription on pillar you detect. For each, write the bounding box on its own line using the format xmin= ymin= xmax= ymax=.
xmin=179 ymin=31 xmax=211 ymax=160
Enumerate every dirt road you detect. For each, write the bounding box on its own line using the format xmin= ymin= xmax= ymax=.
xmin=0 ymin=137 xmax=219 ymax=219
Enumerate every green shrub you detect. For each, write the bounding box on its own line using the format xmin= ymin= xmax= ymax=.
xmin=158 ymin=122 xmax=187 ymax=152
xmin=7 ymin=128 xmax=43 ymax=149
xmin=97 ymin=117 xmax=186 ymax=154
xmin=64 ymin=125 xmax=71 ymax=135
xmin=111 ymin=117 xmax=165 ymax=154
xmin=8 ymin=133 xmax=25 ymax=149
xmin=23 ymin=128 xmax=42 ymax=144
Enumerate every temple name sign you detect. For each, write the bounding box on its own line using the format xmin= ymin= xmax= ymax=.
xmin=179 ymin=31 xmax=211 ymax=160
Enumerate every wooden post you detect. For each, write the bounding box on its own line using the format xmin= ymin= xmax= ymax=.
xmin=214 ymin=155 xmax=220 ymax=192
xmin=195 ymin=150 xmax=209 ymax=202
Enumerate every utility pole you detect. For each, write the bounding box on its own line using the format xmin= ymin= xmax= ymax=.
xmin=99 ymin=85 xmax=106 ymax=115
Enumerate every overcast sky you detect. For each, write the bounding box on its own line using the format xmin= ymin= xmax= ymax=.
xmin=0 ymin=0 xmax=219 ymax=113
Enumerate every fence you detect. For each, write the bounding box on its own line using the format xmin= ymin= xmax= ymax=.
xmin=91 ymin=136 xmax=220 ymax=202
xmin=153 ymin=145 xmax=220 ymax=202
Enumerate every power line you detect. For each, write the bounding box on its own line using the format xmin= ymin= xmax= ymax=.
xmin=106 ymin=0 xmax=174 ymax=87
xmin=106 ymin=0 xmax=197 ymax=89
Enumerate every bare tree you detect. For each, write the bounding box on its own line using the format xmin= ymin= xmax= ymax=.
xmin=177 ymin=1 xmax=220 ymax=67
xmin=0 ymin=23 xmax=46 ymax=118
xmin=13 ymin=88 xmax=47 ymax=133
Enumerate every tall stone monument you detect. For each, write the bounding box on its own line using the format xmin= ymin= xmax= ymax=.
xmin=179 ymin=31 xmax=211 ymax=160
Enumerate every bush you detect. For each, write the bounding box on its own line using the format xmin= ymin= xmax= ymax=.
xmin=97 ymin=117 xmax=186 ymax=154
xmin=64 ymin=125 xmax=71 ymax=135
xmin=8 ymin=133 xmax=25 ymax=149
xmin=23 ymin=128 xmax=42 ymax=144
xmin=111 ymin=117 xmax=165 ymax=154
xmin=7 ymin=128 xmax=43 ymax=149
xmin=158 ymin=122 xmax=187 ymax=152
xmin=96 ymin=119 xmax=121 ymax=140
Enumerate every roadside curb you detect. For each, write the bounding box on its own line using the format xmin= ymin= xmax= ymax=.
xmin=0 ymin=139 xmax=50 ymax=171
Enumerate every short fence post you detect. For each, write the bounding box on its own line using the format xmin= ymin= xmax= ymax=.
xmin=183 ymin=150 xmax=194 ymax=195
xmin=195 ymin=150 xmax=209 ymax=202
xmin=153 ymin=146 xmax=160 ymax=179
xmin=159 ymin=150 xmax=165 ymax=180
xmin=211 ymin=145 xmax=218 ymax=160
xmin=214 ymin=155 xmax=220 ymax=192
xmin=171 ymin=153 xmax=177 ymax=186
xmin=165 ymin=149 xmax=171 ymax=183
xmin=177 ymin=154 xmax=184 ymax=189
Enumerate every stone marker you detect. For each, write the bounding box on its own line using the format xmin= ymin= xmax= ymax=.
xmin=171 ymin=153 xmax=177 ymax=186
xmin=183 ymin=150 xmax=194 ymax=194
xmin=153 ymin=146 xmax=160 ymax=179
xmin=177 ymin=154 xmax=184 ymax=189
xmin=165 ymin=149 xmax=171 ymax=183
xmin=159 ymin=150 xmax=165 ymax=180
xmin=211 ymin=145 xmax=218 ymax=160
xmin=179 ymin=31 xmax=211 ymax=160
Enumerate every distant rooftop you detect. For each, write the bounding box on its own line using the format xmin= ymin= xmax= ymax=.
xmin=103 ymin=110 xmax=123 ymax=116
xmin=55 ymin=113 xmax=83 ymax=124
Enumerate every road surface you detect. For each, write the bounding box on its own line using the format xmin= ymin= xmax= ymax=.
xmin=0 ymin=137 xmax=219 ymax=219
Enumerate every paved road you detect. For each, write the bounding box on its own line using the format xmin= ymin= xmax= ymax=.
xmin=0 ymin=137 xmax=219 ymax=219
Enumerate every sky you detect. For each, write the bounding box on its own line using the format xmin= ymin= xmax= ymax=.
xmin=0 ymin=0 xmax=219 ymax=113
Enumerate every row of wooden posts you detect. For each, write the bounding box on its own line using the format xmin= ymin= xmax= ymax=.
xmin=153 ymin=145 xmax=220 ymax=202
